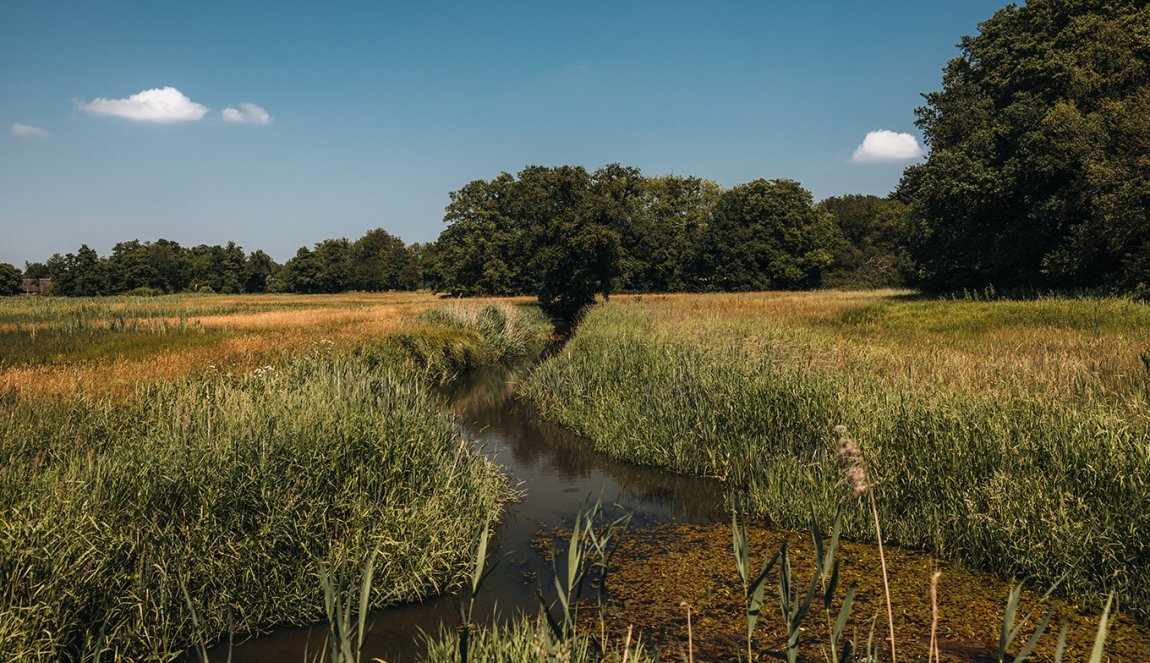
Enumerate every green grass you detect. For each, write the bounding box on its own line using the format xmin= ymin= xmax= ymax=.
xmin=421 ymin=617 xmax=653 ymax=663
xmin=520 ymin=293 xmax=1150 ymax=621
xmin=0 ymin=301 xmax=550 ymax=661
xmin=0 ymin=328 xmax=227 ymax=368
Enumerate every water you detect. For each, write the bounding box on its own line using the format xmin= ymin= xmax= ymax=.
xmin=215 ymin=365 xmax=728 ymax=662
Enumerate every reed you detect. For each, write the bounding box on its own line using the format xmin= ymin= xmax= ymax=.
xmin=0 ymin=298 xmax=548 ymax=661
xmin=520 ymin=291 xmax=1150 ymax=619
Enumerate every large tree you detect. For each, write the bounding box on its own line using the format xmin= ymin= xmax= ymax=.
xmin=0 ymin=263 xmax=21 ymax=295
xmin=435 ymin=173 xmax=527 ymax=296
xmin=627 ymin=175 xmax=722 ymax=292
xmin=436 ymin=165 xmax=627 ymax=322
xmin=695 ymin=179 xmax=834 ymax=291
xmin=900 ymin=0 xmax=1150 ymax=293
xmin=350 ymin=228 xmax=415 ymax=291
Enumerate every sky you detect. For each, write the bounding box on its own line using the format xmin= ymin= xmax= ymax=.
xmin=0 ymin=0 xmax=1010 ymax=267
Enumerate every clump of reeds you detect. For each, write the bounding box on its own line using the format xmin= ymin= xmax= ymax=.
xmin=0 ymin=342 xmax=510 ymax=661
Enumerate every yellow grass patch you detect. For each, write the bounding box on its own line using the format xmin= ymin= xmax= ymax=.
xmin=0 ymin=292 xmax=476 ymax=396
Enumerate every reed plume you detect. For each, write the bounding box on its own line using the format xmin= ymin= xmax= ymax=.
xmin=835 ymin=424 xmax=897 ymax=663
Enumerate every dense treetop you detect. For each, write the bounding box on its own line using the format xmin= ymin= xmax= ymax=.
xmin=899 ymin=0 xmax=1150 ymax=294
xmin=427 ymin=165 xmax=889 ymax=320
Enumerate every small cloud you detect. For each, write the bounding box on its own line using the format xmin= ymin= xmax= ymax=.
xmin=11 ymin=123 xmax=50 ymax=138
xmin=851 ymin=130 xmax=924 ymax=163
xmin=222 ymin=102 xmax=272 ymax=125
xmin=79 ymin=86 xmax=209 ymax=123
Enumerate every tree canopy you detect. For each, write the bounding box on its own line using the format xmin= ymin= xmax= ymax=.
xmin=899 ymin=0 xmax=1150 ymax=294
xmin=430 ymin=165 xmax=850 ymax=320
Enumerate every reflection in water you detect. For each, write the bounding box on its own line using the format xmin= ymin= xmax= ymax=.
xmin=216 ymin=365 xmax=729 ymax=662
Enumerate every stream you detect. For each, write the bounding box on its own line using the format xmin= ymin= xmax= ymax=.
xmin=213 ymin=364 xmax=729 ymax=662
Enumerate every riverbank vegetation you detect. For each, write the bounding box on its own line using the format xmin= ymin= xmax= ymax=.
xmin=521 ymin=291 xmax=1150 ymax=623
xmin=0 ymin=294 xmax=549 ymax=661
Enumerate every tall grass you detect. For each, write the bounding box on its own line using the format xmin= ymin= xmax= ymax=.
xmin=0 ymin=300 xmax=546 ymax=660
xmin=520 ymin=293 xmax=1150 ymax=619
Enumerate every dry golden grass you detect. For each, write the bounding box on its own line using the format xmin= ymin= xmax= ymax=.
xmin=0 ymin=292 xmax=487 ymax=396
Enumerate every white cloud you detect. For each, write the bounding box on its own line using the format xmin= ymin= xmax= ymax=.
xmin=221 ymin=102 xmax=272 ymax=125
xmin=851 ymin=130 xmax=924 ymax=163
xmin=79 ymin=86 xmax=209 ymax=123
xmin=11 ymin=123 xmax=50 ymax=138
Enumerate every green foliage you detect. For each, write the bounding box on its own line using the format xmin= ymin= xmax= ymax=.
xmin=0 ymin=263 xmax=21 ymax=296
xmin=818 ymin=195 xmax=912 ymax=289
xmin=277 ymin=229 xmax=419 ymax=294
xmin=696 ymin=179 xmax=835 ymax=291
xmin=434 ymin=166 xmax=848 ymax=320
xmin=619 ymin=174 xmax=722 ymax=292
xmin=36 ymin=240 xmax=282 ymax=297
xmin=900 ymin=0 xmax=1150 ymax=293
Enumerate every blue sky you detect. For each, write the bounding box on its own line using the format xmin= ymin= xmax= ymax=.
xmin=1 ymin=1 xmax=1009 ymax=267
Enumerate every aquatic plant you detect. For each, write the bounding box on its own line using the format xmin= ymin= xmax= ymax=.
xmin=521 ymin=292 xmax=1150 ymax=619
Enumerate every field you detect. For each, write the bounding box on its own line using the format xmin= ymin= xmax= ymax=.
xmin=521 ymin=291 xmax=1150 ymax=622
xmin=5 ymin=289 xmax=1149 ymax=661
xmin=0 ymin=293 xmax=549 ymax=661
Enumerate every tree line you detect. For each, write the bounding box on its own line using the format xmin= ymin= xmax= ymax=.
xmin=1 ymin=173 xmax=909 ymax=319
xmin=425 ymin=164 xmax=908 ymax=318
xmin=1 ymin=229 xmax=423 ymax=297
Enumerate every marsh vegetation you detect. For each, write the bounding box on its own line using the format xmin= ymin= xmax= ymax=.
xmin=522 ymin=291 xmax=1150 ymax=628
xmin=0 ymin=294 xmax=548 ymax=661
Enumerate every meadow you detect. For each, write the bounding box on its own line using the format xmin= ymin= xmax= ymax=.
xmin=521 ymin=291 xmax=1150 ymax=623
xmin=0 ymin=293 xmax=550 ymax=661
xmin=5 ymin=289 xmax=1149 ymax=661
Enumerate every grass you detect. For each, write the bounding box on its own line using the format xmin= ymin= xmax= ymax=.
xmin=0 ymin=293 xmax=541 ymax=396
xmin=0 ymin=294 xmax=549 ymax=661
xmin=421 ymin=617 xmax=652 ymax=662
xmin=520 ymin=291 xmax=1150 ymax=621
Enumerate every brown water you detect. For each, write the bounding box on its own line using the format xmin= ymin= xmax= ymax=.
xmin=209 ymin=365 xmax=729 ymax=662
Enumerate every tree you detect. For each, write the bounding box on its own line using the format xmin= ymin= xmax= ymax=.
xmin=899 ymin=0 xmax=1150 ymax=293
xmin=350 ymin=228 xmax=412 ymax=291
xmin=518 ymin=165 xmax=617 ymax=322
xmin=628 ymin=175 xmax=722 ymax=292
xmin=148 ymin=239 xmax=191 ymax=292
xmin=0 ymin=263 xmax=21 ymax=295
xmin=45 ymin=245 xmax=107 ymax=296
xmin=243 ymin=250 xmax=278 ymax=293
xmin=695 ymin=179 xmax=835 ymax=291
xmin=818 ymin=194 xmax=912 ymax=288
xmin=106 ymin=240 xmax=156 ymax=293
xmin=436 ymin=173 xmax=529 ymax=296
xmin=277 ymin=246 xmax=324 ymax=293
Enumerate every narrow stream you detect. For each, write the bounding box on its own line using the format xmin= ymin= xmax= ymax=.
xmin=215 ymin=364 xmax=729 ymax=662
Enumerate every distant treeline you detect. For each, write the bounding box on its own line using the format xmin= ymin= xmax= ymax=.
xmin=1 ymin=169 xmax=910 ymax=307
xmin=2 ymin=230 xmax=425 ymax=297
